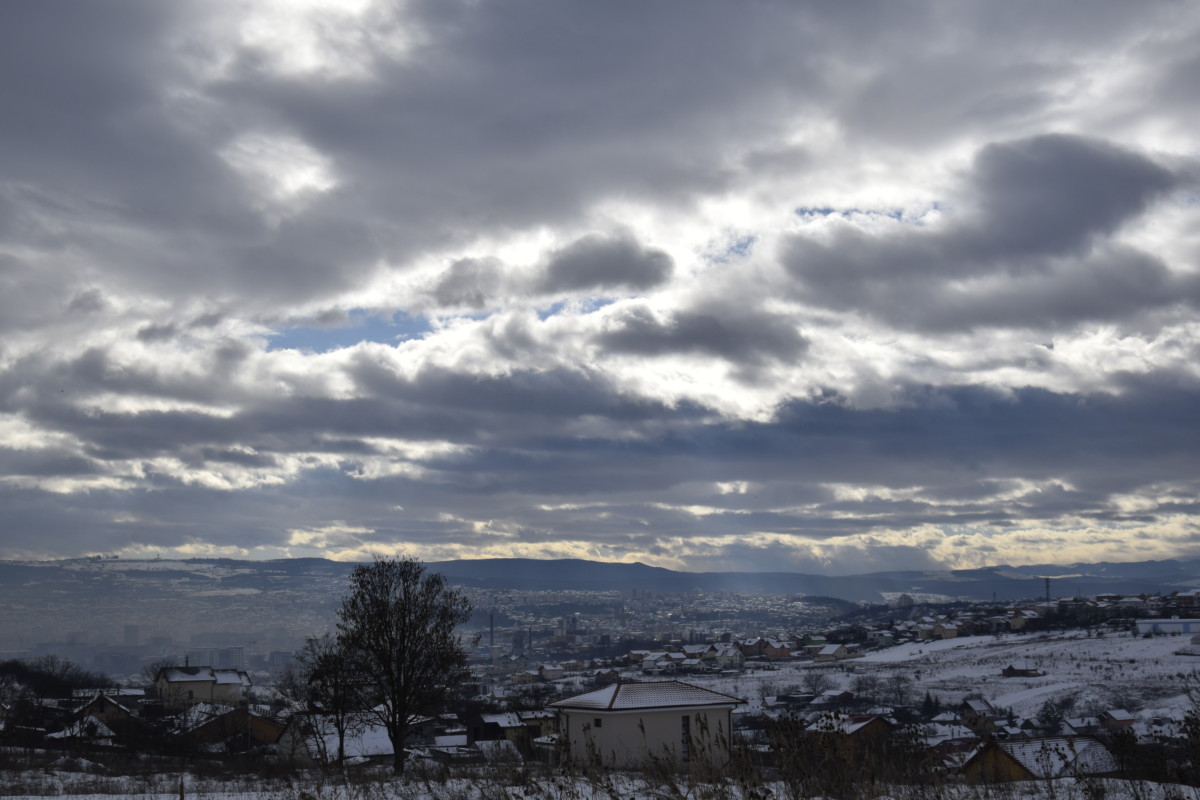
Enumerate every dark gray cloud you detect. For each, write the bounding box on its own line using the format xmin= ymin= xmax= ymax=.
xmin=426 ymin=232 xmax=673 ymax=311
xmin=598 ymin=304 xmax=807 ymax=367
xmin=6 ymin=369 xmax=1198 ymax=565
xmin=537 ymin=233 xmax=673 ymax=294
xmin=970 ymin=135 xmax=1177 ymax=257
xmin=431 ymin=257 xmax=505 ymax=309
xmin=782 ymin=134 xmax=1192 ymax=331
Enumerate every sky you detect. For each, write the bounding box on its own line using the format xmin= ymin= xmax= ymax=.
xmin=2 ymin=1 xmax=1200 ymax=574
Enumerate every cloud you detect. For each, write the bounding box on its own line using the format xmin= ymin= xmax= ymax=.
xmin=536 ymin=232 xmax=673 ymax=293
xmin=431 ymin=257 xmax=505 ymax=309
xmin=781 ymin=134 xmax=1192 ymax=332
xmin=597 ymin=303 xmax=807 ymax=367
xmin=970 ymin=134 xmax=1177 ymax=256
xmin=1 ymin=1 xmax=1200 ymax=573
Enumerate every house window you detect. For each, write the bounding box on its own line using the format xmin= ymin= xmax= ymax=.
xmin=594 ymin=718 xmax=602 ymax=728
xmin=681 ymin=715 xmax=691 ymax=761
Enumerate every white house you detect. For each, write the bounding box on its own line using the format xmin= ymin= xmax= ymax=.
xmin=549 ymin=680 xmax=744 ymax=768
xmin=154 ymin=666 xmax=251 ymax=709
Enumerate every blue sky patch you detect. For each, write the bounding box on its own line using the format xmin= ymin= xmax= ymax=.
xmin=795 ymin=205 xmax=939 ymax=225
xmin=267 ymin=310 xmax=432 ymax=352
xmin=538 ymin=298 xmax=615 ymax=320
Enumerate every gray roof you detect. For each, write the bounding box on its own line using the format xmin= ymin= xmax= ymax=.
xmin=991 ymin=737 xmax=1117 ymax=778
xmin=159 ymin=666 xmax=251 ymax=686
xmin=549 ymin=680 xmax=744 ymax=711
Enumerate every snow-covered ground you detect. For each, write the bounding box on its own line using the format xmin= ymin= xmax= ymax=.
xmin=7 ymin=772 xmax=1200 ymax=800
xmin=596 ymin=630 xmax=1200 ymax=737
xmin=7 ymin=630 xmax=1200 ymax=799
xmin=853 ymin=630 xmax=1198 ymax=729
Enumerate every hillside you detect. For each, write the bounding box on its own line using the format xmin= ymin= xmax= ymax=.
xmin=2 ymin=555 xmax=1200 ymax=650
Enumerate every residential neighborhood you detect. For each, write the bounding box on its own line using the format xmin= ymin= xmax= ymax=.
xmin=5 ymin=583 xmax=1200 ymax=792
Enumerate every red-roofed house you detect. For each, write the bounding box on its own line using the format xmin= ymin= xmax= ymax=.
xmin=549 ymin=680 xmax=744 ymax=768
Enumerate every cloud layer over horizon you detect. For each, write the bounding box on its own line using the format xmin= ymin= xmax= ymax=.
xmin=2 ymin=0 xmax=1200 ymax=574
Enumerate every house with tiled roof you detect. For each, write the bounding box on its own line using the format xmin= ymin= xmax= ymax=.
xmin=712 ymin=645 xmax=744 ymax=670
xmin=962 ymin=736 xmax=1118 ymax=783
xmin=814 ymin=644 xmax=849 ymax=662
xmin=762 ymin=638 xmax=793 ymax=660
xmin=682 ymin=644 xmax=716 ymax=660
xmin=806 ymin=712 xmax=894 ymax=759
xmin=186 ymin=705 xmax=284 ymax=752
xmin=549 ymin=680 xmax=744 ymax=768
xmin=960 ymin=698 xmax=998 ymax=730
xmin=69 ymin=692 xmax=141 ymax=743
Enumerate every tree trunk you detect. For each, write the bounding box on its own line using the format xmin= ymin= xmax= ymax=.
xmin=391 ymin=744 xmax=407 ymax=774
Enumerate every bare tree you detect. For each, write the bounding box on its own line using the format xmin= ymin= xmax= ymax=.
xmin=887 ymin=673 xmax=912 ymax=706
xmin=280 ymin=633 xmax=366 ymax=766
xmin=336 ymin=556 xmax=472 ymax=773
xmin=802 ymin=669 xmax=835 ymax=696
xmin=141 ymin=657 xmax=175 ymax=699
xmin=852 ymin=673 xmax=880 ymax=704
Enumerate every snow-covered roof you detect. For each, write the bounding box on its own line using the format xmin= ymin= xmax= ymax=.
xmin=549 ymin=680 xmax=744 ymax=712
xmin=924 ymin=723 xmax=976 ymax=744
xmin=302 ymin=719 xmax=394 ymax=759
xmin=75 ymin=692 xmax=136 ymax=716
xmin=72 ymin=687 xmax=145 ymax=699
xmin=159 ymin=666 xmax=251 ymax=687
xmin=518 ymin=710 xmax=556 ymax=721
xmin=989 ymin=737 xmax=1118 ymax=778
xmin=811 ymin=714 xmax=888 ymax=735
xmin=480 ymin=712 xmax=524 ymax=728
xmin=962 ymin=698 xmax=995 ymax=713
xmin=48 ymin=717 xmax=117 ymax=740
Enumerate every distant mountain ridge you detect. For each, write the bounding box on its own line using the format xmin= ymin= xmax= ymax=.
xmin=425 ymin=557 xmax=1200 ymax=602
xmin=3 ymin=555 xmax=1199 ymax=606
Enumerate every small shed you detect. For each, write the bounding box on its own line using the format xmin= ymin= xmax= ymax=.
xmin=1001 ymin=661 xmax=1042 ymax=678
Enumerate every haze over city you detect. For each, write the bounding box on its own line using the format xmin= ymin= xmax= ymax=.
xmin=2 ymin=1 xmax=1200 ymax=574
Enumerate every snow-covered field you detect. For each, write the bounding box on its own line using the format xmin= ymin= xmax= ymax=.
xmin=657 ymin=630 xmax=1200 ymax=736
